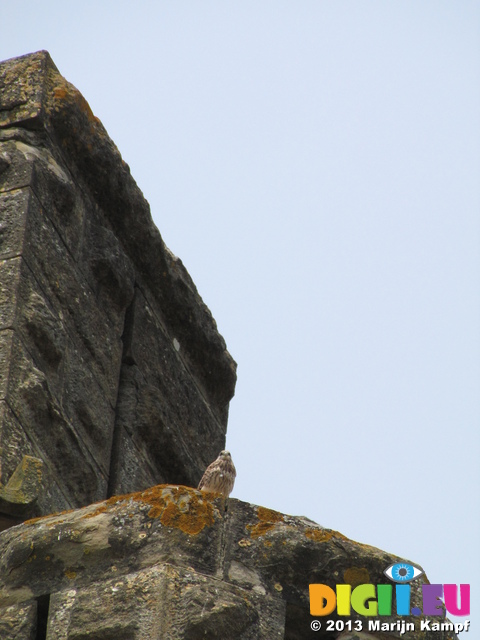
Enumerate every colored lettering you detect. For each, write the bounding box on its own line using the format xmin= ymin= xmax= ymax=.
xmin=422 ymin=584 xmax=444 ymax=616
xmin=395 ymin=584 xmax=411 ymax=615
xmin=377 ymin=584 xmax=392 ymax=615
xmin=336 ymin=584 xmax=351 ymax=615
xmin=351 ymin=584 xmax=377 ymax=616
xmin=444 ymin=584 xmax=470 ymax=616
xmin=309 ymin=584 xmax=336 ymax=616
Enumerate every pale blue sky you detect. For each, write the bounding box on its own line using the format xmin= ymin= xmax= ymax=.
xmin=2 ymin=1 xmax=479 ymax=632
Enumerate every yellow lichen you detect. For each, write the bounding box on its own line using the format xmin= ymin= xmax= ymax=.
xmin=50 ymin=78 xmax=99 ymax=126
xmin=304 ymin=528 xmax=349 ymax=543
xmin=24 ymin=508 xmax=74 ymax=526
xmin=64 ymin=569 xmax=77 ymax=580
xmin=82 ymin=485 xmax=215 ymax=536
xmin=159 ymin=498 xmax=214 ymax=535
xmin=53 ymin=87 xmax=68 ymax=100
xmin=81 ymin=503 xmax=108 ymax=519
xmin=247 ymin=506 xmax=284 ymax=539
xmin=25 ymin=485 xmax=217 ymax=537
xmin=343 ymin=567 xmax=370 ymax=586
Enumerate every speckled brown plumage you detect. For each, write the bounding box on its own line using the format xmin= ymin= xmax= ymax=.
xmin=197 ymin=450 xmax=236 ymax=497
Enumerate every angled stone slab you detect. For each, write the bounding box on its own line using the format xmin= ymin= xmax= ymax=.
xmin=0 ymin=452 xmax=43 ymax=517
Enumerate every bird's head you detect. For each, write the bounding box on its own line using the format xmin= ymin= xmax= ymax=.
xmin=219 ymin=450 xmax=231 ymax=458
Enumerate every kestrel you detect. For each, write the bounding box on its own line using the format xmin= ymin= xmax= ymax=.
xmin=197 ymin=450 xmax=236 ymax=497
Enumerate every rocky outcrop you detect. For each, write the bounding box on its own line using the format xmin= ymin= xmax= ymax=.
xmin=0 ymin=52 xmax=459 ymax=639
xmin=0 ymin=51 xmax=236 ymax=520
xmin=0 ymin=485 xmax=457 ymax=639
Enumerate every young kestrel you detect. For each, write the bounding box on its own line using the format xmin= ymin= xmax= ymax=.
xmin=197 ymin=450 xmax=236 ymax=497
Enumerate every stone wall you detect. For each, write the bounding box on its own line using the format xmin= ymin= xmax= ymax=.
xmin=0 ymin=485 xmax=457 ymax=640
xmin=0 ymin=51 xmax=236 ymax=522
xmin=0 ymin=52 xmax=459 ymax=639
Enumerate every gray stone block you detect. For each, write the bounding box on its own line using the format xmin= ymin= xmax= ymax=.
xmin=0 ymin=256 xmax=21 ymax=329
xmin=6 ymin=335 xmax=107 ymax=508
xmin=15 ymin=260 xmax=66 ymax=395
xmin=20 ymin=189 xmax=124 ymax=407
xmin=0 ymin=188 xmax=29 ymax=258
xmin=109 ymin=286 xmax=226 ymax=493
xmin=0 ymin=329 xmax=14 ymax=399
xmin=0 ymin=401 xmax=70 ymax=517
xmin=0 ymin=601 xmax=36 ymax=640
xmin=0 ymin=139 xmax=36 ymax=195
xmin=62 ymin=341 xmax=116 ymax=476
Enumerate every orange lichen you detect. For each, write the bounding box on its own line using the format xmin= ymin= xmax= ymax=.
xmin=23 ymin=516 xmax=49 ymax=526
xmin=159 ymin=498 xmax=214 ymax=535
xmin=81 ymin=485 xmax=215 ymax=536
xmin=144 ymin=486 xmax=215 ymax=535
xmin=304 ymin=528 xmax=349 ymax=543
xmin=24 ymin=508 xmax=75 ymax=526
xmin=81 ymin=503 xmax=108 ymax=520
xmin=343 ymin=567 xmax=370 ymax=587
xmin=247 ymin=506 xmax=284 ymax=539
xmin=50 ymin=75 xmax=99 ymax=125
xmin=25 ymin=485 xmax=216 ymax=537
xmin=53 ymin=87 xmax=68 ymax=100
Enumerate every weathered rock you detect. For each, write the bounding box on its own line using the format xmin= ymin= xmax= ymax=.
xmin=0 ymin=452 xmax=43 ymax=518
xmin=0 ymin=51 xmax=459 ymax=639
xmin=0 ymin=50 xmax=237 ymax=517
xmin=0 ymin=486 xmax=458 ymax=639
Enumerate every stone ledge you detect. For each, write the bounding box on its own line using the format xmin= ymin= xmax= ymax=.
xmin=0 ymin=484 xmax=458 ymax=640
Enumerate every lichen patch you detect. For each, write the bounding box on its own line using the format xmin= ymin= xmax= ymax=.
xmin=83 ymin=485 xmax=215 ymax=536
xmin=247 ymin=506 xmax=284 ymax=539
xmin=304 ymin=528 xmax=348 ymax=543
xmin=343 ymin=567 xmax=371 ymax=586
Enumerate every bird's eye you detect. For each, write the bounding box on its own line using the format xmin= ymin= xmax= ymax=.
xmin=384 ymin=563 xmax=424 ymax=583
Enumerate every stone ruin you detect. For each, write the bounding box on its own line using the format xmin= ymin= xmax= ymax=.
xmin=0 ymin=51 xmax=457 ymax=639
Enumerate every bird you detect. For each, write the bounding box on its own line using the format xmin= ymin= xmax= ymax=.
xmin=197 ymin=450 xmax=236 ymax=497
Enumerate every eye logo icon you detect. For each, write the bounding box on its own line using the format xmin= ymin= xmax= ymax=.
xmin=384 ymin=562 xmax=424 ymax=583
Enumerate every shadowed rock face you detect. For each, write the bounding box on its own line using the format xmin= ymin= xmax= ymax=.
xmin=0 ymin=51 xmax=237 ymax=518
xmin=0 ymin=52 xmax=459 ymax=639
xmin=0 ymin=486 xmax=457 ymax=640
